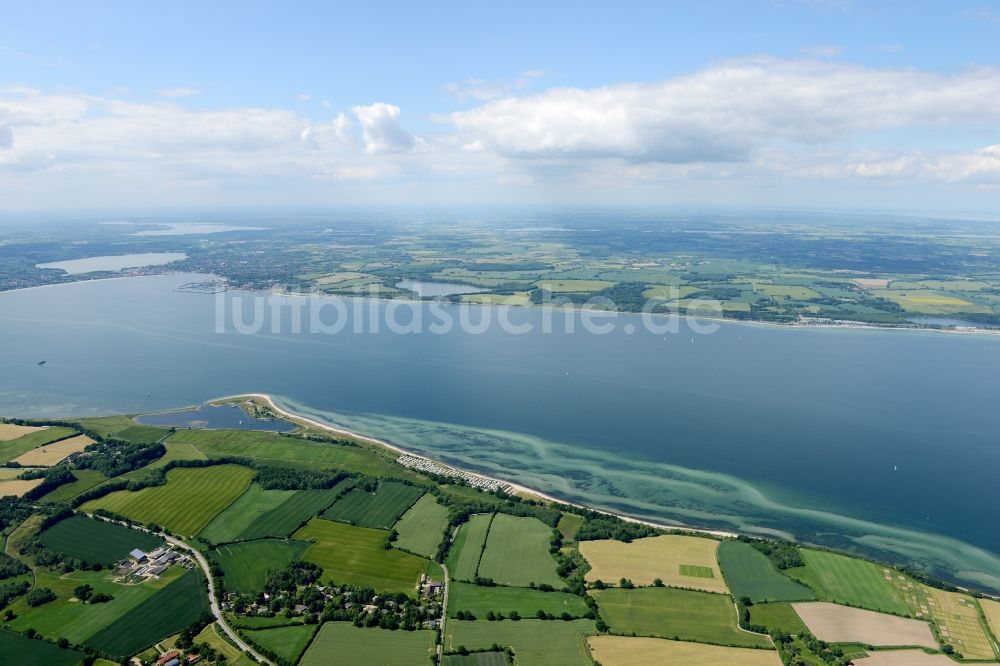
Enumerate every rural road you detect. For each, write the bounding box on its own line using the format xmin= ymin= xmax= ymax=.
xmin=88 ymin=514 xmax=274 ymax=666
xmin=438 ymin=562 xmax=451 ymax=660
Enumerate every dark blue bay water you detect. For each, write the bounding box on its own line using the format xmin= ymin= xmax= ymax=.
xmin=1 ymin=274 xmax=998 ymax=589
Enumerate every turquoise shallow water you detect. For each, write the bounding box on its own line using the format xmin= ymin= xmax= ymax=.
xmin=1 ymin=273 xmax=998 ymax=590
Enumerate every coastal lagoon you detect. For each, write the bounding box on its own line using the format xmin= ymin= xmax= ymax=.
xmin=1 ymin=274 xmax=999 ymax=590
xmin=35 ymin=252 xmax=187 ymax=275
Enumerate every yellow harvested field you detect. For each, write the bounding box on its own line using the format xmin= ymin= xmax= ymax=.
xmin=853 ymin=278 xmax=890 ymax=288
xmin=0 ymin=424 xmax=48 ymax=441
xmin=12 ymin=434 xmax=94 ymax=466
xmin=0 ymin=468 xmax=39 ymax=480
xmin=920 ymin=586 xmax=996 ymax=660
xmin=981 ymin=598 xmax=1000 ymax=645
xmin=461 ymin=292 xmax=532 ymax=306
xmin=792 ymin=602 xmax=936 ymax=648
xmin=852 ymin=650 xmax=960 ymax=665
xmin=588 ymin=636 xmax=781 ymax=666
xmin=580 ymin=535 xmax=728 ymax=593
xmin=0 ymin=478 xmax=44 ymax=498
xmin=871 ymin=289 xmax=990 ymax=315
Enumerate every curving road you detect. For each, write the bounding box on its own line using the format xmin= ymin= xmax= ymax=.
xmin=88 ymin=513 xmax=273 ymax=665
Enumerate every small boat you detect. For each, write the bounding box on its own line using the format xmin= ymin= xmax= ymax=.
xmin=37 ymin=360 xmax=46 ymax=365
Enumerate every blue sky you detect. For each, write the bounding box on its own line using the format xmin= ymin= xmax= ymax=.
xmin=1 ymin=1 xmax=1000 ymax=213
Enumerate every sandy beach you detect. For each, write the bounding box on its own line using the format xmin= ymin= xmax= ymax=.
xmin=219 ymin=392 xmax=740 ymax=541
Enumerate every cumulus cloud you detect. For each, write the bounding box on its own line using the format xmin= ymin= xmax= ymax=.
xmin=448 ymin=58 xmax=1000 ymax=164
xmin=351 ymin=102 xmax=415 ymax=154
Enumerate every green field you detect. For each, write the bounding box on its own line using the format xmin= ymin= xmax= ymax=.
xmin=193 ymin=623 xmax=254 ymax=666
xmin=718 ymin=540 xmax=816 ymax=603
xmin=447 ymin=514 xmax=493 ymax=582
xmin=299 ymin=623 xmax=436 ymax=666
xmin=39 ymin=514 xmax=161 ymax=565
xmin=239 ymin=482 xmax=354 ymax=540
xmin=443 ymin=651 xmax=509 ymax=666
xmin=788 ymin=549 xmax=909 ymax=615
xmin=446 ymin=619 xmax=597 ymax=666
xmin=591 ymin=587 xmax=772 ymax=648
xmin=294 ymin=518 xmax=428 ymax=594
xmin=393 ymin=493 xmax=449 ymax=557
xmin=39 ymin=469 xmax=108 ymax=503
xmin=244 ymin=624 xmax=318 ymax=664
xmin=84 ymin=569 xmax=210 ymax=657
xmin=75 ymin=415 xmax=169 ymax=443
xmin=680 ymin=564 xmax=715 ymax=578
xmin=7 ymin=567 xmax=184 ymax=643
xmin=322 ymin=482 xmax=424 ymax=529
xmin=557 ymin=513 xmax=584 ymax=542
xmin=0 ymin=628 xmax=85 ymax=666
xmin=229 ymin=615 xmax=305 ymax=629
xmin=476 ymin=514 xmax=562 ymax=588
xmin=199 ymin=483 xmax=298 ymax=543
xmin=449 ymin=582 xmax=589 ymax=618
xmin=211 ymin=539 xmax=310 ymax=593
xmin=0 ymin=427 xmax=77 ymax=463
xmin=748 ymin=602 xmax=809 ymax=635
xmin=119 ymin=442 xmax=209 ymax=484
xmin=167 ymin=428 xmax=403 ymax=477
xmin=82 ymin=464 xmax=254 ymax=535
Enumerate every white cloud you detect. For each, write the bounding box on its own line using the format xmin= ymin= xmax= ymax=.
xmin=296 ymin=93 xmax=312 ymax=102
xmin=0 ymin=124 xmax=12 ymax=149
xmin=447 ymin=58 xmax=1000 ymax=164
xmin=351 ymin=102 xmax=415 ymax=154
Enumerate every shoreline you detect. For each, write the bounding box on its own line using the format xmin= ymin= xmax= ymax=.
xmin=219 ymin=392 xmax=742 ymax=540
xmin=2 ymin=270 xmax=999 ymax=338
xmin=199 ymin=393 xmax=1000 ymax=598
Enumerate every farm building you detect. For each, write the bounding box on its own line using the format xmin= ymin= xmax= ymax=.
xmin=129 ymin=548 xmax=147 ymax=561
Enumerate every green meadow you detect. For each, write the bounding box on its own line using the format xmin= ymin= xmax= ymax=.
xmin=244 ymin=624 xmax=318 ymax=664
xmin=476 ymin=514 xmax=562 ymax=588
xmin=82 ymin=464 xmax=254 ymax=535
xmin=39 ymin=469 xmax=107 ymax=503
xmin=166 ymin=428 xmax=404 ymax=478
xmin=392 ymin=493 xmax=449 ymax=557
xmin=85 ymin=569 xmax=210 ymax=657
xmin=0 ymin=628 xmax=85 ymax=666
xmin=788 ymin=549 xmax=909 ymax=615
xmin=294 ymin=518 xmax=428 ymax=594
xmin=199 ymin=483 xmax=298 ymax=543
xmin=211 ymin=539 xmax=310 ymax=593
xmin=39 ymin=514 xmax=161 ymax=565
xmin=447 ymin=514 xmax=493 ymax=582
xmin=299 ymin=623 xmax=436 ymax=666
xmin=445 ymin=619 xmax=597 ymax=666
xmin=322 ymin=481 xmax=424 ymax=529
xmin=449 ymin=581 xmax=589 ymax=618
xmin=592 ymin=587 xmax=772 ymax=649
xmin=239 ymin=481 xmax=355 ymax=540
xmin=718 ymin=540 xmax=816 ymax=603
xmin=7 ymin=567 xmax=185 ymax=644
